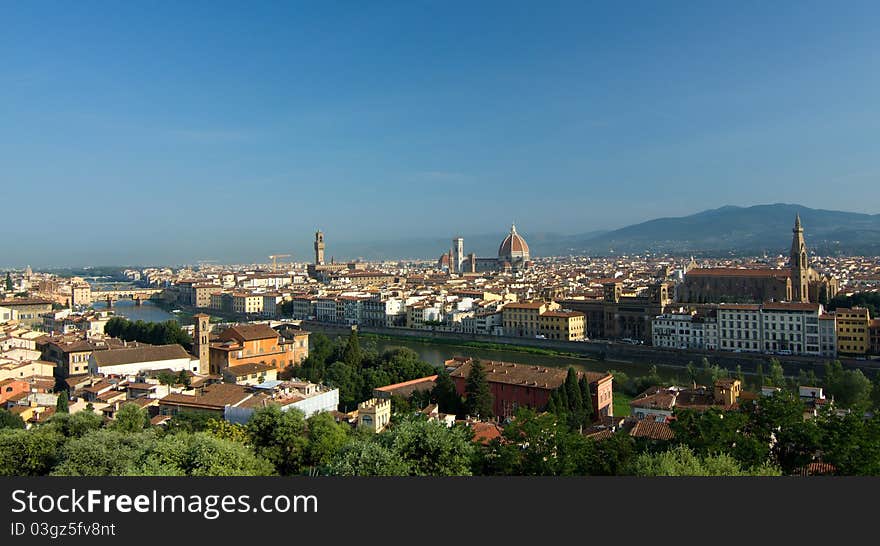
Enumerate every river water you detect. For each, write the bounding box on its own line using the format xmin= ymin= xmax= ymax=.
xmin=322 ymin=331 xmax=692 ymax=383
xmin=92 ymin=300 xmax=181 ymax=324
xmin=91 ymin=302 xmax=691 ymax=382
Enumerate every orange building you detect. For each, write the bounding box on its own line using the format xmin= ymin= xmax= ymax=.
xmin=0 ymin=378 xmax=30 ymax=404
xmin=209 ymin=323 xmax=309 ymax=375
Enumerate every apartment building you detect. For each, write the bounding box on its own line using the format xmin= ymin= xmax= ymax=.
xmin=652 ymin=311 xmax=718 ymax=350
xmin=835 ymin=307 xmax=871 ymax=355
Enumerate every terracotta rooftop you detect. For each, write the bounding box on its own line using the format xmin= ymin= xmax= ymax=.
xmin=450 ymin=359 xmax=610 ymax=390
xmin=218 ymin=323 xmax=280 ymax=343
xmin=159 ymin=383 xmax=253 ymax=410
xmin=629 ymin=420 xmax=674 ymax=441
xmin=92 ymin=344 xmax=190 ymax=367
xmin=687 ymin=267 xmax=790 ymax=278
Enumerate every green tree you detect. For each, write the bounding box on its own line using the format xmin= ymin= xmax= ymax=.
xmin=304 ymin=412 xmax=349 ymax=469
xmin=112 ymin=403 xmax=150 ymax=433
xmin=629 ymin=445 xmax=781 ymax=476
xmin=246 ymin=406 xmax=308 ymax=475
xmin=326 ymin=439 xmax=410 ymax=476
xmin=204 ymin=419 xmax=250 ymax=444
xmin=432 ymin=367 xmax=464 ymax=416
xmin=464 ymin=360 xmax=493 ymax=418
xmin=324 ymin=361 xmax=362 ymax=411
xmin=0 ymin=409 xmax=25 ymax=430
xmin=489 ymin=408 xmax=570 ymax=475
xmin=49 ymin=411 xmax=102 ymax=438
xmin=0 ymin=428 xmax=63 ymax=475
xmin=564 ymin=368 xmax=585 ymax=431
xmin=767 ymin=359 xmax=785 ymax=387
xmin=756 ymin=362 xmax=765 ymax=388
xmin=579 ymin=376 xmax=594 ymax=422
xmin=4 ymin=272 xmax=12 ymax=291
xmin=342 ymin=330 xmax=363 ymax=368
xmin=164 ymin=411 xmax=214 ymax=434
xmin=740 ymin=390 xmax=820 ymax=474
xmin=142 ymin=432 xmax=274 ymax=476
xmin=381 ymin=415 xmax=475 ymax=476
xmin=52 ymin=430 xmax=156 ymax=476
xmin=55 ymin=390 xmax=69 ymax=414
xmin=824 ymin=360 xmax=873 ymax=411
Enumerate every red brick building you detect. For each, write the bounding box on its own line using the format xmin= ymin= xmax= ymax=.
xmin=449 ymin=358 xmax=613 ymax=420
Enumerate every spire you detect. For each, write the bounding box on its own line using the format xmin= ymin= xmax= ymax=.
xmin=511 ymin=223 xmax=517 ymax=234
xmin=794 ymin=214 xmax=802 ymax=232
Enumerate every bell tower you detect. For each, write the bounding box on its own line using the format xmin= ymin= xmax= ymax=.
xmin=193 ymin=313 xmax=212 ymax=374
xmin=790 ymin=214 xmax=809 ymax=302
xmin=314 ymin=231 xmax=325 ymax=265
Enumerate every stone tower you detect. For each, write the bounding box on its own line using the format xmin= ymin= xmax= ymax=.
xmin=314 ymin=231 xmax=325 ymax=265
xmin=193 ymin=313 xmax=212 ymax=374
xmin=453 ymin=237 xmax=464 ymax=274
xmin=790 ymin=214 xmax=809 ymax=302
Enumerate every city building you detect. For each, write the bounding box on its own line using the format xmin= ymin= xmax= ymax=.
xmin=0 ymin=298 xmax=54 ymax=328
xmin=440 ymin=224 xmax=533 ymax=274
xmin=652 ymin=310 xmax=718 ymax=350
xmin=89 ymin=344 xmax=199 ymax=376
xmin=629 ymin=379 xmax=742 ymax=422
xmin=835 ymin=307 xmax=871 ymax=355
xmin=559 ymin=282 xmax=672 ymax=342
xmin=209 ymin=323 xmax=309 ymax=374
xmin=449 ymin=358 xmax=613 ymax=420
xmin=356 ymin=398 xmax=391 ymax=433
xmin=870 ymin=319 xmax=880 ymax=355
xmin=679 ymin=216 xmax=838 ymax=304
xmin=222 ymin=362 xmax=278 ymax=386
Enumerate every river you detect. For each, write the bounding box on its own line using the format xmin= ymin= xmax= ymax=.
xmin=321 ymin=330 xmax=694 ymax=384
xmin=87 ymin=302 xmax=700 ymax=383
xmin=92 ymin=300 xmax=182 ymax=324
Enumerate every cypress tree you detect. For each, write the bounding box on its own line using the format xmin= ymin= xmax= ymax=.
xmin=432 ymin=367 xmax=464 ymax=416
xmin=4 ymin=272 xmax=12 ymax=292
xmin=342 ymin=330 xmax=362 ymax=368
xmin=579 ymin=376 xmax=594 ymax=423
xmin=564 ymin=368 xmax=584 ymax=430
xmin=55 ymin=390 xmax=69 ymax=414
xmin=464 ymin=359 xmax=493 ymax=418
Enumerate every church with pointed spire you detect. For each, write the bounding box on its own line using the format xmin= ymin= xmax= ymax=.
xmin=678 ymin=215 xmax=838 ymax=304
xmin=788 ymin=214 xmax=838 ymax=303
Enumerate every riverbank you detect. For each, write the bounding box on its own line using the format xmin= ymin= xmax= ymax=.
xmin=357 ymin=332 xmax=595 ymax=360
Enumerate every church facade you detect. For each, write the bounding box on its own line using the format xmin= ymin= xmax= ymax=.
xmin=438 ymin=224 xmax=532 ymax=274
xmin=678 ymin=215 xmax=838 ymax=304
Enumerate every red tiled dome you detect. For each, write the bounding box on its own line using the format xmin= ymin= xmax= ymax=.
xmin=498 ymin=224 xmax=530 ymax=261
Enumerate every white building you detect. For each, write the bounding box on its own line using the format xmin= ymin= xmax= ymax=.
xmin=819 ymin=313 xmax=837 ymax=358
xmin=90 ymin=344 xmax=199 ymax=376
xmin=759 ymin=303 xmax=825 ymax=356
xmin=652 ymin=311 xmax=718 ymax=350
xmin=717 ymin=304 xmax=763 ymax=353
xmin=224 ymin=380 xmax=339 ymax=424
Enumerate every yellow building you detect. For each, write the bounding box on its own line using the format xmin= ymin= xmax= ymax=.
xmin=836 ymin=307 xmax=871 ymax=355
xmin=538 ymin=310 xmax=586 ymax=341
xmin=502 ymin=301 xmax=560 ymax=338
xmin=232 ymin=293 xmax=263 ymax=315
xmin=357 ymin=398 xmax=391 ymax=433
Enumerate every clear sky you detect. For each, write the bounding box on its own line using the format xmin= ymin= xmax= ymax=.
xmin=3 ymin=1 xmax=879 ymax=267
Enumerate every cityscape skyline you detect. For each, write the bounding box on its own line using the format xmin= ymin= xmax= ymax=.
xmin=3 ymin=201 xmax=880 ymax=269
xmin=4 ymin=3 xmax=880 ymax=266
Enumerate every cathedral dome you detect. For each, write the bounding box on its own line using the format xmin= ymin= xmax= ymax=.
xmin=498 ymin=224 xmax=530 ymax=262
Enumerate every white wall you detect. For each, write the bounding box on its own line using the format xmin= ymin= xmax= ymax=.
xmin=91 ymin=357 xmax=199 ymax=376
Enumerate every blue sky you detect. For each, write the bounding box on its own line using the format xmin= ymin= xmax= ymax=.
xmin=3 ymin=1 xmax=879 ymax=266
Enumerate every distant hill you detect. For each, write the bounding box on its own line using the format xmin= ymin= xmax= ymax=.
xmin=568 ymin=204 xmax=880 ymax=257
xmin=321 ymin=204 xmax=880 ymax=260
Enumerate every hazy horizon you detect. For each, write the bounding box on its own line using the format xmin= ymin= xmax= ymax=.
xmin=4 ymin=3 xmax=880 ymax=266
